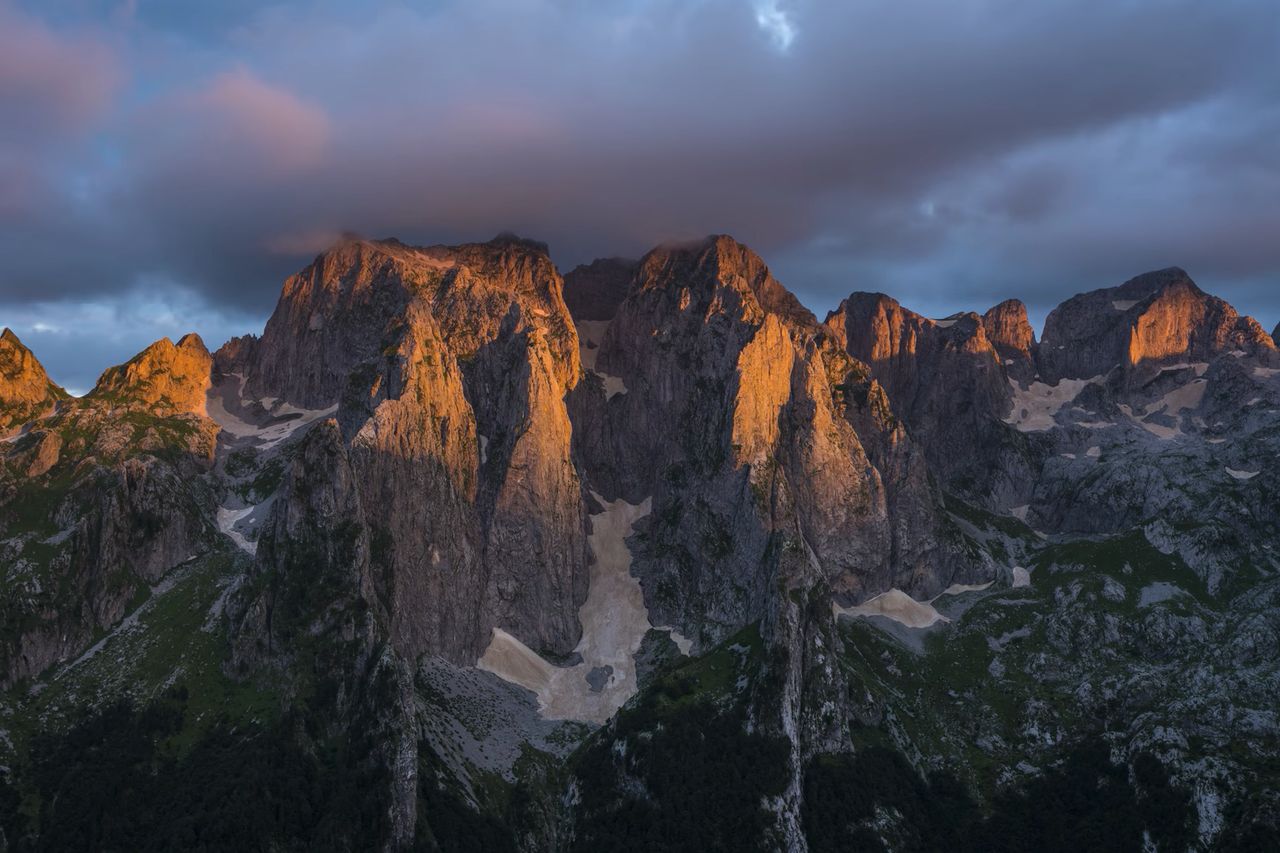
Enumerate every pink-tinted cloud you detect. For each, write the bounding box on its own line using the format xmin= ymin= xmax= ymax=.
xmin=0 ymin=4 xmax=122 ymax=144
xmin=195 ymin=69 xmax=330 ymax=173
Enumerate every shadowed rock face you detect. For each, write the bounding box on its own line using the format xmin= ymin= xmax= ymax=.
xmin=0 ymin=328 xmax=66 ymax=432
xmin=562 ymin=257 xmax=636 ymax=321
xmin=1038 ymin=267 xmax=1277 ymax=383
xmin=230 ymin=234 xmax=589 ymax=665
xmin=824 ymin=294 xmax=1033 ymax=504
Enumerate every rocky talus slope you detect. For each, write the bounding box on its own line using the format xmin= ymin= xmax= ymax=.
xmin=1 ymin=237 xmax=1277 ymax=851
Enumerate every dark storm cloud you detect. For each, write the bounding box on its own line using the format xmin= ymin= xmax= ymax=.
xmin=2 ymin=0 xmax=1279 ymax=389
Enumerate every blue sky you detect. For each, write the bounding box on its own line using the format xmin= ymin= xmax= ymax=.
xmin=2 ymin=0 xmax=1278 ymax=392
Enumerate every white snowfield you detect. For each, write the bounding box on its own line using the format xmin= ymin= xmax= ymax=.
xmin=576 ymin=321 xmax=627 ymax=399
xmin=479 ymin=494 xmax=689 ymax=723
xmin=1225 ymin=468 xmax=1260 ymax=480
xmin=1004 ymin=376 xmax=1101 ymax=432
xmin=832 ymin=582 xmax=993 ymax=630
xmin=206 ymin=373 xmax=337 ymax=449
xmin=1112 ymin=300 xmax=1139 ymax=311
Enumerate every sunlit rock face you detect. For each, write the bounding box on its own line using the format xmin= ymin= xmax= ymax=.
xmin=0 ymin=328 xmax=67 ymax=432
xmin=982 ymin=298 xmax=1038 ymax=382
xmin=229 ymin=234 xmax=589 ymax=665
xmin=1038 ymin=267 xmax=1277 ymax=383
xmin=88 ymin=333 xmax=214 ymax=416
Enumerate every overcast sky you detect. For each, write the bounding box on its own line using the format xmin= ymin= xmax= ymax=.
xmin=2 ymin=0 xmax=1278 ymax=392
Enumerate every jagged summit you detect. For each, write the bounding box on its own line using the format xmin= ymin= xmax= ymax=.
xmin=0 ymin=327 xmax=68 ymax=431
xmin=633 ymin=234 xmax=817 ymax=328
xmin=88 ymin=333 xmax=213 ymax=416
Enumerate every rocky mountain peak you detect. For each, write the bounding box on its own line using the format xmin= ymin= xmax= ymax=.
xmin=0 ymin=328 xmax=66 ymax=431
xmin=88 ymin=334 xmax=213 ymax=416
xmin=982 ymin=298 xmax=1037 ymax=382
xmin=249 ymin=235 xmax=578 ymax=408
xmin=1039 ymin=267 xmax=1276 ymax=382
xmin=982 ymin=298 xmax=1037 ymax=356
xmin=634 ymin=235 xmax=817 ymax=329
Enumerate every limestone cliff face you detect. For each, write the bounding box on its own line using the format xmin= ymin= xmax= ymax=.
xmin=825 ymin=294 xmax=1032 ymax=503
xmin=1038 ymin=267 xmax=1277 ymax=382
xmin=0 ymin=329 xmax=66 ymax=432
xmin=562 ymin=257 xmax=636 ymax=321
xmin=982 ymin=298 xmax=1038 ymax=382
xmin=89 ymin=333 xmax=214 ymax=416
xmin=234 ymin=235 xmax=588 ymax=666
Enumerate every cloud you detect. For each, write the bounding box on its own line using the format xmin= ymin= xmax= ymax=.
xmin=1 ymin=0 xmax=1278 ymax=372
xmin=0 ymin=3 xmax=122 ymax=146
xmin=755 ymin=1 xmax=796 ymax=50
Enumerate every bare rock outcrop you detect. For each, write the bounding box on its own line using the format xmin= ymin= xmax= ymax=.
xmin=0 ymin=328 xmax=67 ymax=432
xmin=89 ymin=333 xmax=214 ymax=416
xmin=983 ymin=298 xmax=1038 ymax=382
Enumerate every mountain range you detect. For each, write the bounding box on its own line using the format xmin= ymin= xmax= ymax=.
xmin=1 ymin=233 xmax=1278 ymax=851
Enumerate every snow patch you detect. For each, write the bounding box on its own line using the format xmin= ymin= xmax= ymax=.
xmin=217 ymin=505 xmax=257 ymax=554
xmin=933 ymin=581 xmax=993 ymax=600
xmin=656 ymin=627 xmax=694 ymax=656
xmin=1085 ymin=446 xmax=1101 ymax=458
xmin=478 ymin=494 xmax=656 ymax=723
xmin=833 ymin=588 xmax=948 ymax=629
xmin=1011 ymin=566 xmax=1031 ymax=588
xmin=1225 ymin=467 xmax=1259 ymax=480
xmin=1112 ymin=300 xmax=1138 ymax=311
xmin=1004 ymin=376 xmax=1101 ymax=432
xmin=207 ymin=372 xmax=337 ymax=449
xmin=575 ymin=321 xmax=628 ymax=398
